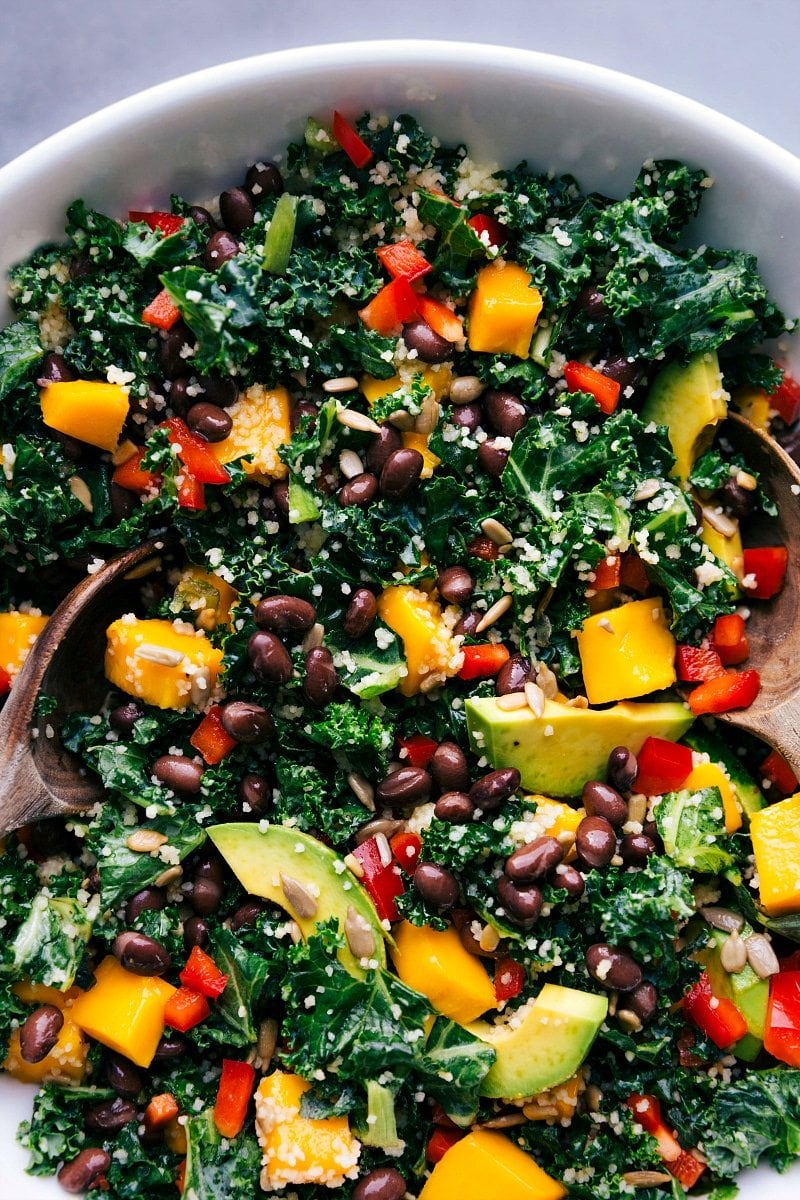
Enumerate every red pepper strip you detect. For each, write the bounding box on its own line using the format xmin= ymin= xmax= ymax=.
xmin=128 ymin=210 xmax=185 ymax=236
xmin=669 ymin=1151 xmax=707 ymax=1190
xmin=710 ymin=612 xmax=750 ymax=666
xmin=390 ymin=830 xmax=422 ymax=874
xmin=760 ymin=747 xmax=799 ymax=796
xmin=179 ymin=945 xmax=229 ymax=999
xmin=769 ymin=370 xmax=800 ymax=425
xmin=397 ymin=733 xmax=438 ymax=769
xmin=163 ymin=417 xmax=230 ymax=486
xmin=376 ymin=239 xmax=432 ymax=282
xmin=358 ymin=277 xmax=419 ymax=335
xmin=332 ymin=111 xmax=373 ymax=169
xmin=112 ymin=446 xmax=160 ymax=493
xmin=675 ymin=644 xmax=726 ymax=683
xmin=142 ymin=288 xmax=182 ymax=331
xmin=591 ymin=555 xmax=620 ymax=591
xmin=176 ymin=468 xmax=206 ymax=511
xmin=176 ymin=1159 xmax=186 ymax=1195
xmin=764 ymin=970 xmax=800 ymax=1066
xmin=189 ymin=705 xmax=238 ymax=766
xmin=144 ymin=1092 xmax=180 ymax=1130
xmin=683 ymin=971 xmax=748 ymax=1049
xmin=742 ymin=545 xmax=788 ymax=599
xmin=627 ymin=1095 xmax=681 ymax=1161
xmin=426 ymin=1127 xmax=464 ymax=1163
xmin=350 ymin=834 xmax=404 ymax=923
xmin=214 ymin=1058 xmax=256 ymax=1139
xmin=687 ymin=668 xmax=761 ymax=716
xmin=0 ymin=665 xmax=11 ymax=697
xmin=634 ymin=737 xmax=693 ymax=795
xmin=619 ymin=550 xmax=650 ymax=595
xmin=563 ymin=360 xmax=621 ymax=415
xmin=467 ymin=535 xmax=501 ymax=562
xmin=414 ymin=295 xmax=464 ymax=343
xmin=468 ymin=213 xmax=508 ymax=251
xmin=164 ymin=986 xmax=211 ymax=1032
xmin=459 ymin=643 xmax=511 ymax=681
xmin=494 ymin=957 xmax=525 ymax=1003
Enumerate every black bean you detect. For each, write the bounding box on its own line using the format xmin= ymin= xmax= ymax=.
xmin=37 ymin=352 xmax=77 ymax=385
xmin=365 ymin=425 xmax=402 ymax=475
xmin=187 ymin=401 xmax=232 ymax=443
xmin=377 ymin=766 xmax=432 ymax=809
xmin=495 ymin=653 xmax=531 ymax=696
xmin=248 ymin=630 xmax=293 ymax=684
xmin=197 ymin=374 xmax=239 ymax=408
xmin=125 ymin=886 xmax=166 ymax=925
xmin=451 ymin=402 xmax=482 ymax=431
xmin=109 ymin=482 xmax=137 ymax=522
xmin=607 ymin=746 xmax=638 ymax=793
xmin=255 ymin=595 xmax=317 ymax=634
xmin=219 ymin=186 xmax=255 ymax=233
xmin=271 ymin=479 xmax=290 ymax=516
xmin=188 ymin=204 xmax=217 ymax=230
xmin=69 ymin=250 xmax=94 ymax=279
xmin=53 ymin=430 xmax=87 ymax=461
xmin=343 ymin=588 xmax=378 ymax=638
xmin=339 ymin=472 xmax=379 ymax=507
xmin=430 ymin=742 xmax=470 ymax=792
xmin=476 ymin=438 xmax=509 ymax=477
xmin=153 ymin=754 xmax=204 ymax=794
xmin=436 ymin=566 xmax=473 ymax=605
xmin=245 ymin=160 xmax=284 ymax=198
xmin=184 ymin=914 xmax=211 ymax=947
xmin=222 ymin=700 xmax=274 ymax=743
xmin=291 ymin=400 xmax=319 ymax=432
xmin=414 ymin=862 xmax=459 ymax=909
xmin=720 ymin=477 xmax=756 ymax=519
xmin=86 ymin=1097 xmax=138 ymax=1135
xmin=627 ymin=980 xmax=658 ymax=1023
xmin=189 ymin=880 xmax=222 ymax=918
xmin=230 ymin=898 xmax=265 ymax=930
xmin=454 ymin=610 xmax=481 ymax=637
xmin=642 ymin=820 xmax=662 ymax=849
xmin=204 ymin=229 xmax=240 ymax=270
xmin=58 ymin=1148 xmax=112 ymax=1194
xmin=158 ymin=324 xmax=193 ymax=378
xmin=402 ymin=319 xmax=453 ymax=363
xmin=585 ymin=943 xmax=643 ymax=992
xmin=19 ymin=1005 xmax=63 ymax=1063
xmin=434 ymin=791 xmax=475 ymax=823
xmin=505 ymin=836 xmax=564 ymax=882
xmin=483 ymin=390 xmax=528 ymax=437
xmin=469 ymin=767 xmax=520 ymax=811
xmin=239 ymin=772 xmax=272 ymax=815
xmin=497 ymin=876 xmax=542 ymax=926
xmin=575 ymin=815 xmax=617 ymax=868
xmin=303 ymin=646 xmax=339 ymax=706
xmin=167 ymin=376 xmax=191 ymax=417
xmin=109 ymin=701 xmax=144 ymax=736
xmin=153 ymin=1033 xmax=189 ymax=1061
xmin=581 ymin=780 xmax=628 ymax=827
xmin=602 ymin=354 xmax=641 ymax=391
xmin=113 ymin=931 xmax=172 ymax=976
xmin=552 ymin=862 xmax=585 ymax=899
xmin=619 ymin=833 xmax=657 ymax=865
xmin=380 ymin=448 xmax=424 ymax=501
xmin=105 ymin=1054 xmax=143 ymax=1098
xmin=576 ymin=283 xmax=608 ymax=318
xmin=353 ymin=1167 xmax=407 ymax=1200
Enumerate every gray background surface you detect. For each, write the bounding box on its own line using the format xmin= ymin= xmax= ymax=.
xmin=1 ymin=0 xmax=799 ymax=167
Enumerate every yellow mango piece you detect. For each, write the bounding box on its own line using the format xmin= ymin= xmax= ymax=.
xmin=70 ymin=955 xmax=175 ymax=1068
xmin=733 ymin=387 xmax=772 ymax=430
xmin=211 ymin=384 xmax=291 ymax=483
xmin=105 ymin=616 xmax=224 ymax=710
xmin=174 ymin=566 xmax=238 ymax=628
xmin=361 ymin=365 xmax=453 ymax=407
xmin=685 ymin=761 xmax=742 ymax=833
xmin=524 ymin=795 xmax=584 ymax=862
xmin=576 ymin=597 xmax=677 ymax=705
xmin=402 ymin=431 xmax=441 ymax=478
xmin=377 ymin=585 xmax=464 ymax=696
xmin=750 ymin=792 xmax=800 ymax=916
xmin=4 ymin=1017 xmax=88 ymax=1084
xmin=391 ymin=922 xmax=496 ymax=1023
xmin=40 ymin=380 xmax=130 ymax=452
xmin=0 ymin=611 xmax=49 ymax=679
xmin=12 ymin=980 xmax=82 ymax=1009
xmin=467 ymin=262 xmax=543 ymax=358
xmin=701 ymin=518 xmax=744 ymax=587
xmin=255 ymin=1070 xmax=360 ymax=1189
xmin=419 ymin=1129 xmax=566 ymax=1200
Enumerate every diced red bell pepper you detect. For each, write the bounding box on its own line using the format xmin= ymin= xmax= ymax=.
xmin=676 ymin=1027 xmax=706 ymax=1069
xmin=634 ymin=737 xmax=693 ymax=795
xmin=591 ymin=555 xmax=620 ymax=591
xmin=0 ymin=665 xmax=11 ymax=697
xmin=742 ymin=546 xmax=788 ymax=600
xmin=765 ymin=970 xmax=800 ymax=1066
xmin=189 ymin=705 xmax=238 ymax=766
xmin=390 ymin=830 xmax=422 ymax=874
xmin=468 ymin=213 xmax=508 ymax=251
xmin=376 ymin=239 xmax=432 ymax=282
xmin=459 ymin=643 xmax=511 ymax=681
xmin=179 ymin=945 xmax=229 ymax=999
xmin=619 ymin=550 xmax=650 ymax=595
xmin=683 ymin=971 xmax=748 ymax=1049
xmin=675 ymin=644 xmax=726 ymax=683
xmin=332 ymin=111 xmax=373 ymax=169
xmin=176 ymin=468 xmax=206 ymax=511
xmin=426 ymin=1127 xmax=464 ymax=1163
xmin=214 ymin=1058 xmax=256 ymax=1139
xmin=142 ymin=288 xmax=182 ymax=331
xmin=414 ymin=295 xmax=464 ymax=343
xmin=144 ymin=1092 xmax=180 ymax=1130
xmin=626 ymin=1094 xmax=682 ymax=1162
xmin=358 ymin=277 xmax=419 ymax=335
xmin=494 ymin=957 xmax=525 ymax=1003
xmin=769 ymin=370 xmax=800 ymax=425
xmin=563 ymin=361 xmax=621 ymax=415
xmin=710 ymin=613 xmax=750 ymax=666
xmin=760 ymin=747 xmax=799 ymax=796
xmin=350 ymin=834 xmax=404 ymax=923
xmin=164 ymin=986 xmax=211 ymax=1032
xmin=668 ymin=1151 xmax=707 ymax=1190
xmin=397 ymin=733 xmax=438 ymax=769
xmin=112 ymin=446 xmax=160 ymax=494
xmin=176 ymin=1158 xmax=186 ymax=1195
xmin=128 ymin=210 xmax=185 ymax=237
xmin=687 ymin=668 xmax=761 ymax=716
xmin=466 ymin=535 xmax=501 ymax=562
xmin=163 ymin=418 xmax=230 ymax=485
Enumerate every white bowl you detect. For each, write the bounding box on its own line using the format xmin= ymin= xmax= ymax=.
xmin=0 ymin=40 xmax=798 ymax=1198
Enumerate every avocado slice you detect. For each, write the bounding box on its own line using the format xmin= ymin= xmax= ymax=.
xmin=467 ymin=983 xmax=607 ymax=1099
xmin=698 ymin=924 xmax=768 ymax=1061
xmin=684 ymin=727 xmax=765 ymax=821
xmin=466 ymin=697 xmax=693 ymax=797
xmin=209 ymin=824 xmax=386 ymax=976
xmin=641 ymin=351 xmax=728 ymax=482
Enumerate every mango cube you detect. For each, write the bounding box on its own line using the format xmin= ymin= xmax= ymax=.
xmin=391 ymin=921 xmax=496 ymax=1023
xmin=419 ymin=1129 xmax=566 ymax=1200
xmin=576 ymin=597 xmax=677 ymax=705
xmin=173 ymin=566 xmax=238 ymax=629
xmin=750 ymin=793 xmax=800 ymax=915
xmin=361 ymin=365 xmax=453 ymax=407
xmin=40 ymin=380 xmax=130 ymax=452
xmin=402 ymin=431 xmax=441 ymax=478
xmin=255 ymin=1070 xmax=360 ymax=1190
xmin=467 ymin=262 xmax=543 ymax=358
xmin=105 ymin=616 xmax=224 ymax=710
xmin=377 ymin=585 xmax=463 ymax=696
xmin=4 ymin=1016 xmax=88 ymax=1084
xmin=70 ymin=955 xmax=175 ymax=1068
xmin=685 ymin=761 xmax=742 ymax=833
xmin=211 ymin=384 xmax=291 ymax=483
xmin=733 ymin=387 xmax=772 ymax=430
xmin=0 ymin=611 xmax=49 ymax=680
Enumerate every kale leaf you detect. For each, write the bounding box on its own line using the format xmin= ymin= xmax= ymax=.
xmin=184 ymin=1109 xmax=262 ymax=1200
xmin=655 ymin=786 xmax=736 ymax=874
xmin=703 ymin=1069 xmax=800 ymax=1175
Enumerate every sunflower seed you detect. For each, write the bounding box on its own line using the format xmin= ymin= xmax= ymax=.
xmin=257 ymin=1017 xmax=279 ymax=1068
xmin=189 ymin=667 xmax=212 ymax=706
xmin=735 ymin=469 xmax=758 ymax=491
xmin=745 ymin=933 xmax=780 ymax=978
xmin=535 ymin=661 xmax=559 ymax=699
xmin=153 ymin=865 xmax=183 ymax=888
xmin=415 ymin=392 xmax=441 ymax=435
xmin=336 ymin=407 xmax=381 ymax=435
xmin=477 ymin=1113 xmax=527 ymax=1129
xmin=323 ymin=376 xmax=359 ymax=394
xmin=126 ymin=830 xmax=168 ymax=853
xmin=521 ymin=1103 xmax=560 ymax=1121
xmin=478 ymin=924 xmax=501 ymax=953
xmin=133 ymin=644 xmax=185 ymax=667
xmin=616 ymin=1008 xmax=643 ymax=1033
xmin=280 ymin=874 xmax=318 ymax=919
xmin=481 ymin=517 xmax=514 ymax=547
xmin=495 ymin=691 xmax=528 ymax=711
xmin=302 ymin=622 xmax=325 ymax=652
xmin=524 ymin=680 xmax=546 ymax=717
xmin=475 ymin=594 xmax=513 ymax=633
xmin=633 ymin=478 xmax=661 ymax=502
xmin=700 ymin=906 xmax=745 ymax=934
xmin=720 ymin=931 xmax=748 ymax=974
xmin=702 ymin=505 xmax=738 ymax=538
xmin=345 ymin=905 xmax=376 ymax=960
xmin=347 ymin=772 xmax=375 ymax=811
xmin=621 ymin=1171 xmax=673 ymax=1187
xmin=339 ymin=449 xmax=364 ymax=479
xmin=343 ymin=853 xmax=365 ymax=879
xmin=68 ymin=476 xmax=94 ymax=512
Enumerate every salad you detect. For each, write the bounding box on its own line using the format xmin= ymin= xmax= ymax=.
xmin=1 ymin=108 xmax=800 ymax=1200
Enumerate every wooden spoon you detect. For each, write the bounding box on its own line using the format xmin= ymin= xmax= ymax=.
xmin=0 ymin=540 xmax=167 ymax=832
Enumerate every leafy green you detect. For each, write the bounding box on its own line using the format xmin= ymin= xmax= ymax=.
xmin=85 ymin=807 xmax=208 ymax=910
xmin=0 ymin=320 xmax=43 ymax=401
xmin=301 ymin=700 xmax=394 ymax=776
xmin=10 ymin=892 xmax=93 ymax=989
xmin=104 ymin=1122 xmax=180 ymax=1199
xmin=184 ymin=1109 xmax=262 ymax=1199
xmin=162 ymin=256 xmax=262 ymax=372
xmin=18 ymin=1083 xmax=107 ymax=1174
xmin=655 ymin=786 xmax=737 ymax=874
xmin=201 ymin=926 xmax=270 ymax=1046
xmin=703 ymin=1070 xmax=800 ymax=1175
